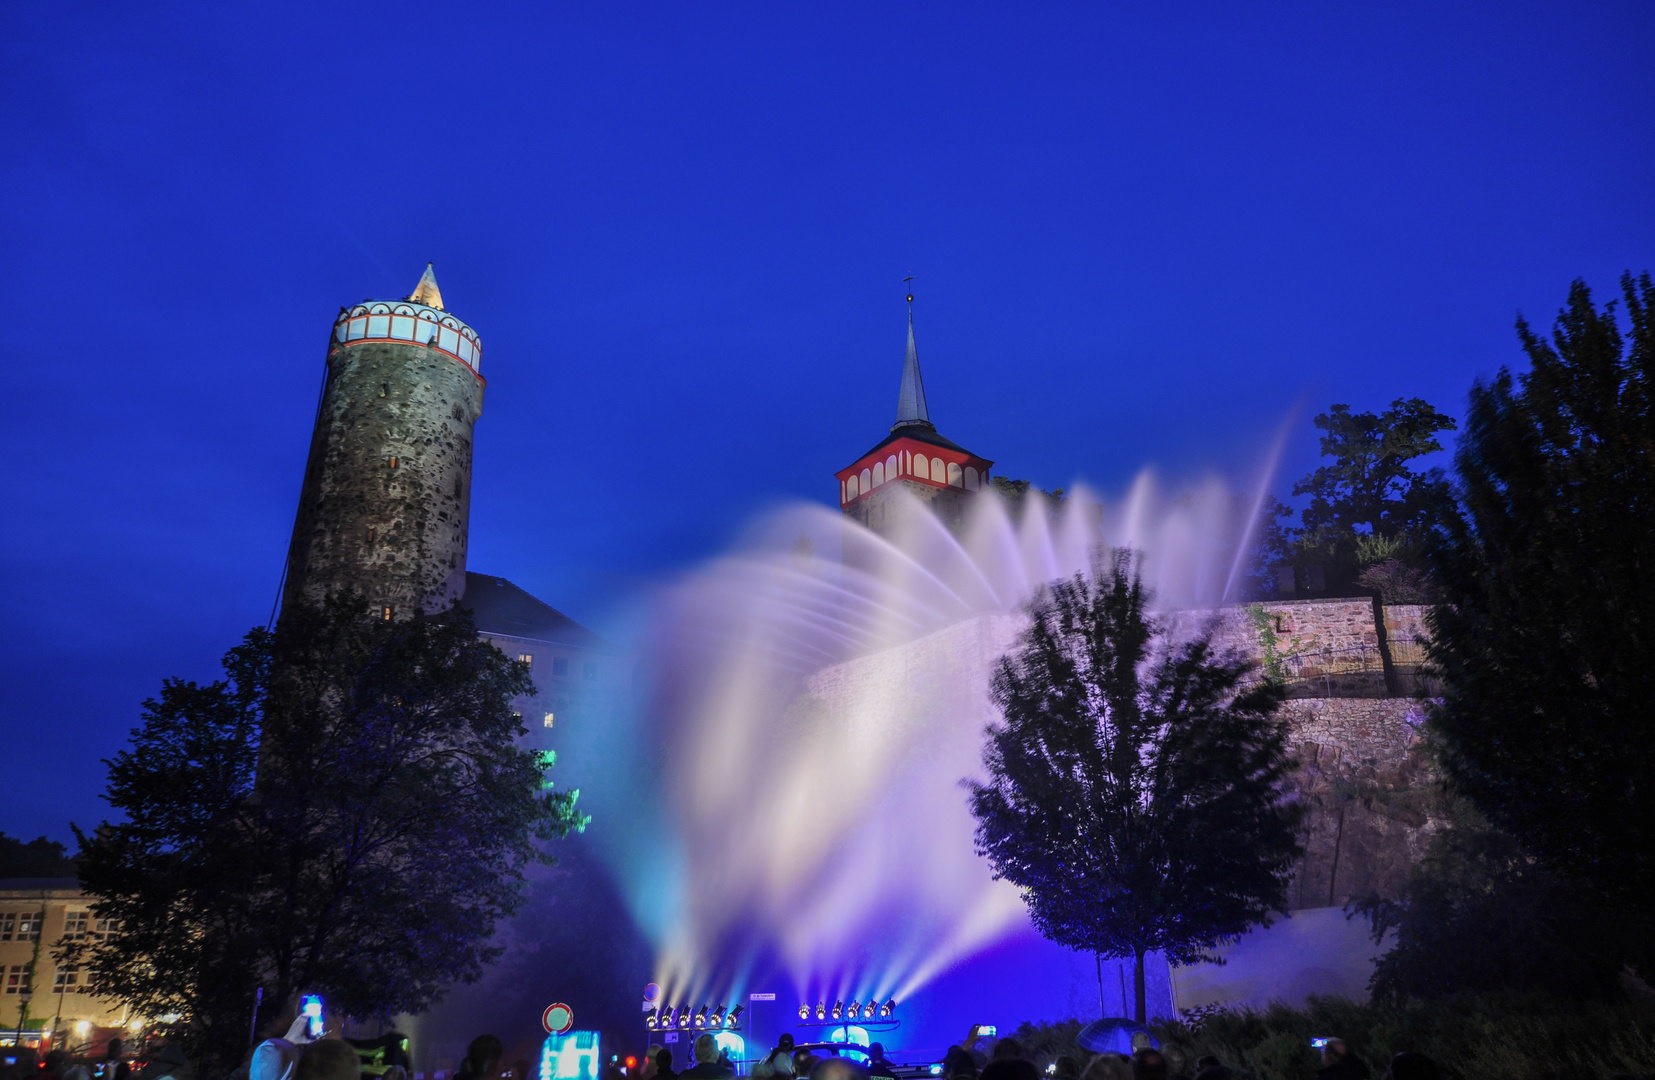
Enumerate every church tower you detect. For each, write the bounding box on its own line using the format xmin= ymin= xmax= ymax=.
xmin=836 ymin=297 xmax=993 ymax=535
xmin=281 ymin=265 xmax=485 ymax=619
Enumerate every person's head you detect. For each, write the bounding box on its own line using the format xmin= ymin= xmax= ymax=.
xmin=106 ymin=1040 xmax=124 ymax=1060
xmin=295 ymin=1040 xmax=362 ymax=1080
xmin=383 ymin=1067 xmax=408 ymax=1080
xmin=808 ymin=1058 xmax=867 ymax=1080
xmin=1053 ymin=1056 xmax=1079 ymax=1080
xmin=1385 ymin=1053 xmax=1439 ymax=1080
xmin=45 ymin=1051 xmax=69 ymax=1072
xmin=1129 ymin=1051 xmax=1165 ymax=1080
xmin=654 ymin=1049 xmax=673 ymax=1073
xmin=991 ymin=1041 xmax=1022 ymax=1063
xmin=1192 ymin=1061 xmax=1219 ymax=1075
xmin=867 ymin=1045 xmax=886 ymax=1063
xmin=1079 ymin=1055 xmax=1131 ymax=1080
xmin=777 ymin=1036 xmax=794 ymax=1054
xmin=942 ymin=1048 xmax=977 ymax=1080
xmin=979 ymin=1061 xmax=1038 ymax=1080
xmin=252 ymin=1038 xmax=301 ymax=1080
xmin=693 ymin=1036 xmax=718 ymax=1067
xmin=462 ymin=1037 xmax=504 ymax=1080
xmin=792 ymin=1052 xmax=818 ymax=1078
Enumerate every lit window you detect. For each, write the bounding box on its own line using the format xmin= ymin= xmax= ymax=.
xmin=1 ymin=911 xmax=43 ymax=943
xmin=543 ymin=712 xmax=555 ymax=729
xmin=383 ymin=607 xmax=393 ymax=621
xmin=518 ymin=653 xmax=533 ymax=665
xmin=553 ymin=657 xmax=569 ymax=677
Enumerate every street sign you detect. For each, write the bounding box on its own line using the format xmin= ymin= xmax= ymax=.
xmin=542 ymin=1003 xmax=574 ymax=1035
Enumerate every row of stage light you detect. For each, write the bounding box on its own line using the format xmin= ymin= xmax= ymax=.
xmin=798 ymin=1000 xmax=896 ymax=1022
xmin=645 ymin=1005 xmax=745 ymax=1031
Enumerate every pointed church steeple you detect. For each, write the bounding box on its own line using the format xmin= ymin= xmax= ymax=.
xmin=893 ymin=295 xmax=932 ymax=430
xmin=409 ymin=263 xmax=444 ymax=310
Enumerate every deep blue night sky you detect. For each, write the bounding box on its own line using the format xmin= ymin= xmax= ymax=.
xmin=2 ymin=1 xmax=1651 ymax=842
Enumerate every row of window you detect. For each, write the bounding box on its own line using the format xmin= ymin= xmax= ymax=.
xmin=0 ymin=911 xmax=118 ymax=944
xmin=332 ymin=303 xmax=483 ymax=371
xmin=842 ymin=450 xmax=984 ymax=503
xmin=3 ymin=964 xmax=95 ymax=995
xmin=516 ymin=653 xmax=598 ymax=680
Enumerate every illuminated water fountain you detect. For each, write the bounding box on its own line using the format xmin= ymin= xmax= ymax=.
xmin=592 ymin=476 xmax=1264 ymax=1049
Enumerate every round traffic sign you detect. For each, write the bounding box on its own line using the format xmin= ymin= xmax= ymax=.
xmin=542 ymin=1003 xmax=574 ymax=1035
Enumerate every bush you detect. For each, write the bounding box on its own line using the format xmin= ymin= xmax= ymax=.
xmin=1143 ymin=993 xmax=1655 ymax=1080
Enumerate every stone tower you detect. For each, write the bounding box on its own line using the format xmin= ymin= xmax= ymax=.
xmin=281 ymin=265 xmax=486 ymax=619
xmin=836 ymin=299 xmax=993 ymax=536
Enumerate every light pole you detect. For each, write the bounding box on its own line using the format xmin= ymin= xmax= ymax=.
xmin=16 ymin=987 xmax=33 ymax=1049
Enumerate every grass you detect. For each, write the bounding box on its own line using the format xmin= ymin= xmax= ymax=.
xmin=1013 ymin=994 xmax=1655 ymax=1080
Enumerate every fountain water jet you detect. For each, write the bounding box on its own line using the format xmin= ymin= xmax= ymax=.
xmin=591 ymin=473 xmax=1268 ymax=1042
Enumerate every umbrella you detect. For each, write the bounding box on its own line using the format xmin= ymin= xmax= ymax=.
xmin=1075 ymin=1019 xmax=1159 ymax=1055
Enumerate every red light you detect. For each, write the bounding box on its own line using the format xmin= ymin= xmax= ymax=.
xmin=624 ymin=1059 xmax=636 ymax=1070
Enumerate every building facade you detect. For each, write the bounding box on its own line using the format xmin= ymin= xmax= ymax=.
xmin=1 ymin=879 xmax=131 ymax=1050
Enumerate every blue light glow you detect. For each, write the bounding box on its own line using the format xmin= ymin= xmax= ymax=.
xmin=712 ymin=1033 xmax=745 ymax=1059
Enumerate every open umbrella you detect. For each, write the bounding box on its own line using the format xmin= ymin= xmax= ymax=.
xmin=1075 ymin=1019 xmax=1158 ymax=1055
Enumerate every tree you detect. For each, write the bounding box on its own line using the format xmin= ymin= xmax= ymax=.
xmin=74 ymin=595 xmax=586 ymax=1074
xmin=1283 ymin=399 xmax=1456 ymax=596
xmin=1429 ymin=273 xmax=1655 ymax=917
xmin=989 ymin=477 xmax=1066 ymax=521
xmin=967 ymin=552 xmax=1304 ymax=1023
xmin=1352 ymin=798 xmax=1628 ymax=1005
xmin=0 ymin=833 xmax=76 ymax=878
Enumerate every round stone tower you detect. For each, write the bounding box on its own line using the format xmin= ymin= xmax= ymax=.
xmin=281 ymin=265 xmax=485 ymax=619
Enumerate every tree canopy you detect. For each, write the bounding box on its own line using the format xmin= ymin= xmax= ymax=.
xmin=1267 ymin=398 xmax=1457 ymax=600
xmin=1428 ymin=273 xmax=1655 ymax=917
xmin=967 ymin=552 xmax=1303 ymax=1022
xmin=0 ymin=832 xmax=76 ymax=878
xmin=75 ymin=595 xmax=586 ymax=1073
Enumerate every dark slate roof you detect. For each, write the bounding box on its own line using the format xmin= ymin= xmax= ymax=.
xmin=461 ymin=573 xmax=609 ymax=649
xmin=853 ymin=422 xmax=987 ymax=464
xmin=0 ymin=878 xmax=81 ymax=892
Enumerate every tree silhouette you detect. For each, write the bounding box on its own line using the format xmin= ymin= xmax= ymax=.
xmin=967 ymin=553 xmax=1303 ymax=1022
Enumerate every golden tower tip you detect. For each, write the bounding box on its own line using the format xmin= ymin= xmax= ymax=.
xmin=409 ymin=263 xmax=444 ymax=310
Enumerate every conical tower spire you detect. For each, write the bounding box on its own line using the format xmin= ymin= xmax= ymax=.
xmin=409 ymin=262 xmax=444 ymax=310
xmin=893 ymin=291 xmax=932 ymax=430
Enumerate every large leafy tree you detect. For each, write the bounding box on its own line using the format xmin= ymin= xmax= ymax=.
xmin=74 ymin=595 xmax=586 ymax=1075
xmin=967 ymin=553 xmax=1303 ymax=1022
xmin=1429 ymin=273 xmax=1655 ymax=916
xmin=1276 ymin=398 xmax=1456 ymax=598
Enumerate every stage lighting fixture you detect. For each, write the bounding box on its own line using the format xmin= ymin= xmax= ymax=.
xmin=799 ymin=1004 xmax=810 ymax=1020
xmin=678 ymin=1007 xmax=693 ymax=1029
xmin=693 ymin=1005 xmax=709 ymax=1027
xmin=862 ymin=1002 xmax=877 ymax=1020
xmin=848 ymin=1001 xmax=860 ymax=1020
xmin=710 ymin=1007 xmax=726 ymax=1028
xmin=815 ymin=1002 xmax=827 ymax=1021
xmin=880 ymin=1000 xmax=895 ymax=1018
xmin=727 ymin=1006 xmax=745 ymax=1028
xmin=831 ymin=1001 xmax=844 ymax=1020
xmin=644 ymin=1010 xmax=658 ymax=1030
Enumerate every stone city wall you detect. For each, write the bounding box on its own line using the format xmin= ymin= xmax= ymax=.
xmin=802 ymin=597 xmax=1444 ymax=912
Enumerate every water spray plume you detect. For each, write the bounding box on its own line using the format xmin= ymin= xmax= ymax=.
xmin=601 ymin=473 xmax=1270 ymax=1005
